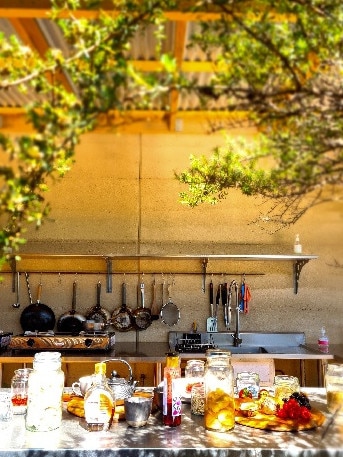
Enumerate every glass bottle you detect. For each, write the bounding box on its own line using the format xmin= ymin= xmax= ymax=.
xmin=11 ymin=368 xmax=33 ymax=415
xmin=84 ymin=361 xmax=115 ymax=431
xmin=318 ymin=327 xmax=329 ymax=353
xmin=273 ymin=375 xmax=300 ymax=402
xmin=25 ymin=352 xmax=64 ymax=432
xmin=204 ymin=349 xmax=235 ymax=432
xmin=163 ymin=351 xmax=182 ymax=426
xmin=294 ymin=234 xmax=302 ymax=253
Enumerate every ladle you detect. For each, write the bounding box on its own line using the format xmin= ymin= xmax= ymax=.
xmin=12 ymin=271 xmax=20 ymax=309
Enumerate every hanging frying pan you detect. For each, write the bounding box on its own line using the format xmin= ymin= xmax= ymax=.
xmin=20 ymin=273 xmax=56 ymax=332
xmin=85 ymin=281 xmax=111 ymax=327
xmin=160 ymin=283 xmax=180 ymax=326
xmin=57 ymin=280 xmax=86 ymax=333
xmin=132 ymin=280 xmax=151 ymax=330
xmin=111 ymin=282 xmax=134 ymax=332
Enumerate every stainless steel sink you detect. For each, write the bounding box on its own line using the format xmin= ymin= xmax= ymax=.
xmin=225 ymin=346 xmax=268 ymax=354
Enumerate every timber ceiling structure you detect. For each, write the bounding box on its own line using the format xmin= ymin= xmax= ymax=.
xmin=0 ymin=0 xmax=238 ymax=134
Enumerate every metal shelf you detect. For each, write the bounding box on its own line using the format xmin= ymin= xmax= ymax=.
xmin=6 ymin=253 xmax=318 ymax=294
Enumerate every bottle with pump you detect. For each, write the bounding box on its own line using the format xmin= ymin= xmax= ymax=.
xmin=294 ymin=234 xmax=302 ymax=254
xmin=84 ymin=362 xmax=115 ymax=431
xmin=318 ymin=327 xmax=329 ymax=353
xmin=163 ymin=351 xmax=181 ymax=427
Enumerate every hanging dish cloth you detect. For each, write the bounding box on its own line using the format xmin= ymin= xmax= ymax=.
xmin=239 ymin=278 xmax=252 ymax=314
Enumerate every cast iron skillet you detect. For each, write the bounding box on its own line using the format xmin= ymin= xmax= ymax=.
xmin=132 ymin=281 xmax=151 ymax=330
xmin=111 ymin=282 xmax=134 ymax=332
xmin=57 ymin=280 xmax=86 ymax=333
xmin=20 ymin=273 xmax=56 ymax=332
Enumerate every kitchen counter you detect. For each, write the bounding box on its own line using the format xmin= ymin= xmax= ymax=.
xmin=0 ymin=341 xmax=334 ymax=387
xmin=0 ymin=388 xmax=342 ymax=457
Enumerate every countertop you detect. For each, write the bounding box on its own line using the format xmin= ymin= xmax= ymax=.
xmin=0 ymin=342 xmax=335 ymax=363
xmin=0 ymin=388 xmax=342 ymax=457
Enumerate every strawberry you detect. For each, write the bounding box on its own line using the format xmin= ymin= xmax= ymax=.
xmin=239 ymin=388 xmax=253 ymax=398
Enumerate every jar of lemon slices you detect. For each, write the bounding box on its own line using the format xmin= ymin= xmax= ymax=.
xmin=204 ymin=349 xmax=235 ymax=432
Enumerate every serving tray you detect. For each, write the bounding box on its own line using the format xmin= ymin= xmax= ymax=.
xmin=235 ymin=408 xmax=325 ymax=431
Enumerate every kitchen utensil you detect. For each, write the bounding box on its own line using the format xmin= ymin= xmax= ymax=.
xmin=160 ymin=283 xmax=180 ymax=326
xmin=132 ymin=280 xmax=151 ymax=330
xmin=104 ymin=358 xmax=138 ymax=401
xmin=85 ymin=281 xmax=111 ymax=326
xmin=57 ymin=280 xmax=86 ymax=333
xmin=72 ymin=375 xmax=94 ymax=397
xmin=215 ymin=283 xmax=221 ymax=329
xmin=111 ymin=282 xmax=134 ymax=332
xmin=12 ymin=272 xmax=20 ymax=309
xmin=150 ymin=279 xmax=159 ymax=321
xmin=206 ymin=280 xmax=217 ymax=332
xmin=20 ymin=273 xmax=56 ymax=332
xmin=221 ymin=282 xmax=229 ymax=330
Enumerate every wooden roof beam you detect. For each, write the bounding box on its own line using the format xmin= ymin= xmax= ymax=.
xmin=9 ymin=17 xmax=73 ymax=92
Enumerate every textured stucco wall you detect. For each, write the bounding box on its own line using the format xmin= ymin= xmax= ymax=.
xmin=0 ymin=132 xmax=342 ymax=347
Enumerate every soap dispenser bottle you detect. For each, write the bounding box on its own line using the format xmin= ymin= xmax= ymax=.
xmin=318 ymin=327 xmax=329 ymax=353
xmin=294 ymin=234 xmax=302 ymax=254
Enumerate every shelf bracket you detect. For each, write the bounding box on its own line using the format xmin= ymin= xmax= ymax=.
xmin=201 ymin=258 xmax=208 ymax=293
xmin=293 ymin=259 xmax=309 ymax=294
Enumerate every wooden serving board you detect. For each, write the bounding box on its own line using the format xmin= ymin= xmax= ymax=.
xmin=235 ymin=408 xmax=325 ymax=431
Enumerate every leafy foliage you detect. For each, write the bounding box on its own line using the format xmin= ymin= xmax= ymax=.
xmin=0 ymin=0 xmax=177 ymax=268
xmin=177 ymin=0 xmax=343 ymax=230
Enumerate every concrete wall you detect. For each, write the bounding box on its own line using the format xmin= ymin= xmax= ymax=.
xmin=0 ymin=132 xmax=342 ymax=347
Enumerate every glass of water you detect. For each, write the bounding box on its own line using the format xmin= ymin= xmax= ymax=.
xmin=0 ymin=392 xmax=13 ymax=429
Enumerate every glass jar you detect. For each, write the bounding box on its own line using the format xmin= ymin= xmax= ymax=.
xmin=236 ymin=372 xmax=260 ymax=398
xmin=25 ymin=352 xmax=65 ymax=432
xmin=185 ymin=359 xmax=205 ymax=394
xmin=325 ymin=363 xmax=343 ymax=416
xmin=204 ymin=349 xmax=235 ymax=432
xmin=185 ymin=359 xmax=205 ymax=379
xmin=191 ymin=383 xmax=205 ymax=415
xmin=11 ymin=368 xmax=33 ymax=415
xmin=273 ymin=375 xmax=300 ymax=402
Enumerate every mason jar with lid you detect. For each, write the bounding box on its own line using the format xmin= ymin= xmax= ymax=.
xmin=325 ymin=363 xmax=343 ymax=416
xmin=185 ymin=359 xmax=205 ymax=379
xmin=273 ymin=375 xmax=300 ymax=402
xmin=204 ymin=349 xmax=235 ymax=432
xmin=25 ymin=352 xmax=65 ymax=432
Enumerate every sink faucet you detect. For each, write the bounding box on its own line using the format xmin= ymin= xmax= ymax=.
xmin=229 ymin=280 xmax=242 ymax=347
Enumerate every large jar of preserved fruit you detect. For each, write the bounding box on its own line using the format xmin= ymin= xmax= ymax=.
xmin=204 ymin=349 xmax=235 ymax=432
xmin=25 ymin=352 xmax=64 ymax=432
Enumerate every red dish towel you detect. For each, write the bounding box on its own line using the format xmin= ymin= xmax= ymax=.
xmin=243 ymin=285 xmax=251 ymax=314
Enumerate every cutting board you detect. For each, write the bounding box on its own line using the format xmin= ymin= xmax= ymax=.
xmin=235 ymin=408 xmax=325 ymax=431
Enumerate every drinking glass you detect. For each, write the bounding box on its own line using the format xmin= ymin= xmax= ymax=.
xmin=0 ymin=392 xmax=13 ymax=429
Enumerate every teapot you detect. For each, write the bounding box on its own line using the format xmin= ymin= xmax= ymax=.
xmin=104 ymin=358 xmax=138 ymax=400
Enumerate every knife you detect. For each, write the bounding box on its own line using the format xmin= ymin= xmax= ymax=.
xmin=227 ymin=284 xmax=232 ymax=329
xmin=215 ymin=283 xmax=221 ymax=327
xmin=221 ymin=282 xmax=228 ymax=329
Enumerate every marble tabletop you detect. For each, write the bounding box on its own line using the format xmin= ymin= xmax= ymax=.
xmin=0 ymin=388 xmax=342 ymax=457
